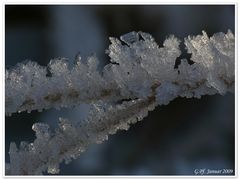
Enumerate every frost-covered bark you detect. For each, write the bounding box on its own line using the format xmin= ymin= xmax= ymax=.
xmin=5 ymin=30 xmax=234 ymax=175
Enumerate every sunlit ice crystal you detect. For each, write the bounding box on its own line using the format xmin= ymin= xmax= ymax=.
xmin=48 ymin=58 xmax=70 ymax=76
xmin=47 ymin=163 xmax=60 ymax=174
xmin=120 ymin=31 xmax=139 ymax=46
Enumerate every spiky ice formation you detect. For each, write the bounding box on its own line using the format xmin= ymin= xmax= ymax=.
xmin=6 ymin=30 xmax=234 ymax=175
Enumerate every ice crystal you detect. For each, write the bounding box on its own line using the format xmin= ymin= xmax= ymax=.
xmin=6 ymin=30 xmax=234 ymax=175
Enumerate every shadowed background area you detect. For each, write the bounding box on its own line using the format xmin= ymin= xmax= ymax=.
xmin=5 ymin=5 xmax=235 ymax=175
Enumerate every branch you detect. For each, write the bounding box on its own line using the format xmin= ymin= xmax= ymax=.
xmin=6 ymin=31 xmax=234 ymax=115
xmin=6 ymin=30 xmax=234 ymax=175
xmin=7 ymin=97 xmax=157 ymax=175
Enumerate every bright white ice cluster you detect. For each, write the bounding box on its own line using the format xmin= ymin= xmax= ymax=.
xmin=6 ymin=30 xmax=234 ymax=175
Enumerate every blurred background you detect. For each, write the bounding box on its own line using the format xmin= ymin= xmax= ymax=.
xmin=5 ymin=5 xmax=235 ymax=175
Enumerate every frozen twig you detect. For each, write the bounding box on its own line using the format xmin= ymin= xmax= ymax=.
xmin=6 ymin=30 xmax=234 ymax=175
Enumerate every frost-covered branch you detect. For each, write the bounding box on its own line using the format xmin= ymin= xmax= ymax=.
xmin=7 ymin=97 xmax=157 ymax=175
xmin=6 ymin=30 xmax=234 ymax=175
xmin=6 ymin=31 xmax=234 ymax=115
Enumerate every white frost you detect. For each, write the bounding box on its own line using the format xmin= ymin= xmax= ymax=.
xmin=5 ymin=30 xmax=234 ymax=175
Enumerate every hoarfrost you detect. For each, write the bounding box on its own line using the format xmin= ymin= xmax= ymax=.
xmin=6 ymin=30 xmax=234 ymax=175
